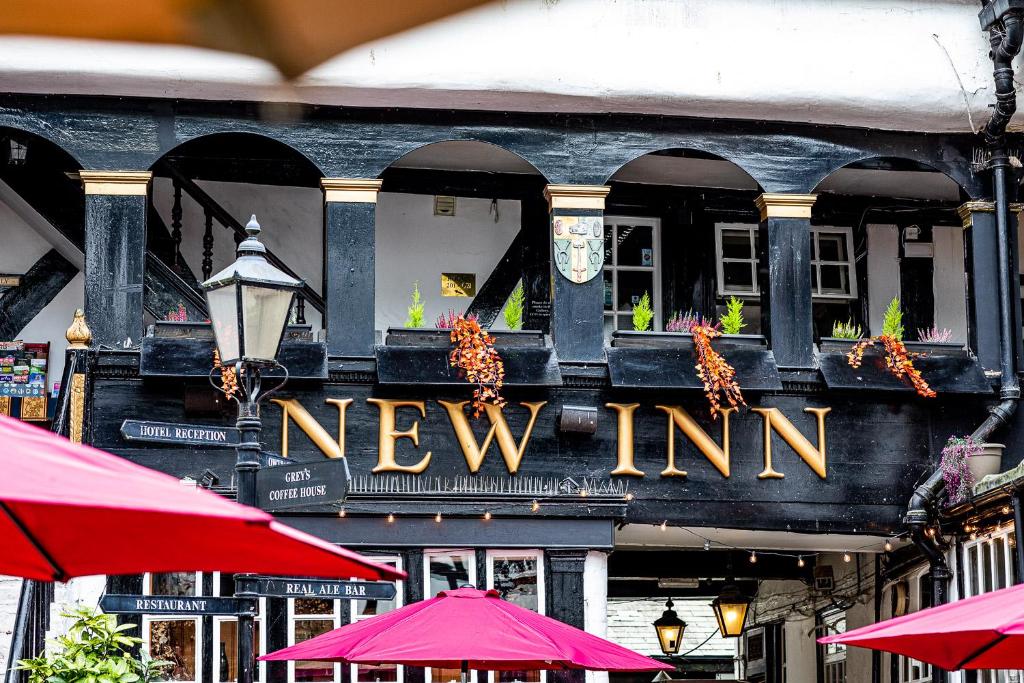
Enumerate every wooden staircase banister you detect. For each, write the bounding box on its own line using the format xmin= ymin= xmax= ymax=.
xmin=159 ymin=163 xmax=325 ymax=315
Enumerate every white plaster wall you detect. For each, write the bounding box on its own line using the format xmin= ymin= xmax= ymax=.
xmin=375 ymin=193 xmax=521 ymax=332
xmin=0 ymin=1 xmax=1004 ymax=134
xmin=0 ymin=197 xmax=83 ymax=386
xmin=0 ymin=575 xmax=22 ymax=676
xmin=152 ymin=178 xmax=324 ymax=331
xmin=932 ymin=226 xmax=968 ymax=343
xmin=583 ymin=552 xmax=608 ymax=683
xmin=866 ymin=225 xmax=901 ymax=338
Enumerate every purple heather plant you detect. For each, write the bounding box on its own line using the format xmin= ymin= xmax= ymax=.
xmin=666 ymin=310 xmax=701 ymax=333
xmin=436 ymin=310 xmax=477 ymax=329
xmin=940 ymin=435 xmax=982 ymax=506
xmin=918 ymin=326 xmax=953 ymax=343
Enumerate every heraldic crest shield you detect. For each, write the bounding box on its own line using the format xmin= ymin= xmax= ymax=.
xmin=553 ymin=216 xmax=604 ymax=283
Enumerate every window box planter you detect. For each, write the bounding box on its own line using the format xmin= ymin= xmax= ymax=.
xmin=610 ymin=330 xmax=767 ymax=350
xmin=384 ymin=327 xmax=548 ymax=348
xmin=818 ymin=337 xmax=968 ymax=358
xmin=377 ymin=327 xmax=559 ymax=386
xmin=140 ymin=322 xmax=326 ymax=378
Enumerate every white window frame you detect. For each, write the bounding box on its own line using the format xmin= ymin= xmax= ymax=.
xmin=715 ymin=223 xmax=760 ymax=299
xmin=350 ymin=556 xmax=404 ymax=683
xmin=819 ymin=608 xmax=846 ymax=683
xmin=894 ymin=569 xmax=932 ymax=683
xmin=212 ymin=572 xmax=267 ymax=683
xmin=287 ymin=592 xmax=342 ymax=683
xmin=485 ymin=551 xmax=545 ymax=683
xmin=810 ymin=226 xmax=858 ymax=300
xmin=714 ymin=224 xmax=858 ymax=300
xmin=424 ymin=551 xmax=478 ymax=683
xmin=603 ymin=216 xmax=662 ymax=332
xmin=142 ymin=572 xmax=203 ymax=683
xmin=961 ymin=529 xmax=1019 ymax=683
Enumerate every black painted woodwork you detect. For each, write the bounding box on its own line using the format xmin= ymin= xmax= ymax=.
xmin=606 ymin=346 xmax=782 ymax=390
xmin=466 ymin=230 xmax=526 ymax=328
xmin=550 ymin=208 xmax=605 ymax=362
xmin=381 ymin=168 xmax=546 ymax=200
xmin=87 ymin=378 xmax=987 ymax=534
xmin=760 ymin=216 xmax=815 ymax=368
xmin=375 ymin=346 xmax=561 ymax=386
xmin=521 ymin=193 xmax=553 ymax=333
xmin=325 ymin=201 xmax=375 ymax=357
xmin=547 ymin=549 xmax=587 ymax=683
xmin=85 ymin=193 xmax=147 ymax=347
xmin=817 ymin=352 xmax=992 ymax=394
xmin=965 ymin=209 xmax=1002 ymax=372
xmin=143 ymin=252 xmax=207 ymax=321
xmin=898 ymin=225 xmax=936 ymax=337
xmin=608 ymin=550 xmax=814 ymax=583
xmin=0 ymin=249 xmax=77 ymax=339
xmin=139 ymin=336 xmax=328 ymax=379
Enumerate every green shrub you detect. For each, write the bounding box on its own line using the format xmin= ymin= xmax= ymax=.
xmin=882 ymin=297 xmax=904 ymax=340
xmin=831 ymin=319 xmax=863 ymax=339
xmin=632 ymin=291 xmax=654 ymax=332
xmin=504 ymin=281 xmax=524 ymax=330
xmin=18 ymin=606 xmax=169 ymax=683
xmin=404 ymin=282 xmax=425 ymax=328
xmin=719 ymin=296 xmax=746 ymax=335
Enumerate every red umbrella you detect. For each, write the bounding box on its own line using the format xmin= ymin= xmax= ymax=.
xmin=0 ymin=414 xmax=404 ymax=582
xmin=818 ymin=583 xmax=1024 ymax=670
xmin=260 ymin=587 xmax=672 ymax=672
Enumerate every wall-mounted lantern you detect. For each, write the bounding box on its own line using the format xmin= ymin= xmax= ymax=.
xmin=711 ymin=584 xmax=751 ymax=638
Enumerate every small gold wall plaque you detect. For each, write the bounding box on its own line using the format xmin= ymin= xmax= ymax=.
xmin=20 ymin=396 xmax=47 ymax=421
xmin=0 ymin=275 xmax=22 ymax=288
xmin=441 ymin=273 xmax=476 ymax=297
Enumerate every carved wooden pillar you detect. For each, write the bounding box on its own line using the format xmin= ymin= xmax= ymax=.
xmin=80 ymin=171 xmax=151 ymax=348
xmin=544 ymin=184 xmax=611 ymax=362
xmin=754 ymin=193 xmax=817 ymax=368
xmin=322 ymin=178 xmax=383 ymax=357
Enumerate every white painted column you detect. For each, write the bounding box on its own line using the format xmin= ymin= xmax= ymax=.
xmin=583 ymin=551 xmax=609 ymax=683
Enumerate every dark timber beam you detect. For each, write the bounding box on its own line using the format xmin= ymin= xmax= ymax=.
xmin=380 ymin=168 xmax=546 ymax=200
xmin=81 ymin=171 xmax=151 ymax=348
xmin=322 ymin=178 xmax=382 ymax=357
xmin=0 ymin=249 xmax=78 ymax=340
xmin=465 ymin=231 xmax=526 ymax=327
xmin=521 ymin=193 xmax=552 ymax=333
xmin=756 ymin=193 xmax=816 ymax=368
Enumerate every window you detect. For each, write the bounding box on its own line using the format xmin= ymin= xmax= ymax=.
xmin=212 ymin=573 xmax=266 ymax=683
xmin=603 ymin=217 xmax=661 ymax=332
xmin=893 ymin=570 xmax=931 ymax=683
xmin=425 ymin=551 xmax=477 ymax=683
xmin=289 ymin=595 xmax=341 ymax=683
xmin=486 ymin=551 xmax=544 ymax=683
xmin=142 ymin=573 xmax=202 ymax=683
xmin=351 ymin=557 xmax=404 ymax=683
xmin=714 ymin=225 xmax=857 ymax=299
xmin=819 ymin=609 xmax=846 ymax=683
xmin=962 ymin=529 xmax=1019 ymax=683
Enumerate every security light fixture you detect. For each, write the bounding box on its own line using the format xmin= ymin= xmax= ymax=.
xmin=201 ymin=215 xmax=303 ymax=365
xmin=653 ymin=598 xmax=686 ymax=655
xmin=711 ymin=584 xmax=751 ymax=638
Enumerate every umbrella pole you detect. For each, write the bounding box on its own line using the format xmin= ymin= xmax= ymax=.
xmin=461 ymin=660 xmax=468 ymax=683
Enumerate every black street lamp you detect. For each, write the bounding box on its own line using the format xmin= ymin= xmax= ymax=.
xmin=202 ymin=214 xmax=303 ymax=683
xmin=653 ymin=598 xmax=686 ymax=655
xmin=710 ymin=584 xmax=752 ymax=638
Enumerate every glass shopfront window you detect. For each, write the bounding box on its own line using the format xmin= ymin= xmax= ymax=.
xmin=351 ymin=558 xmax=404 ymax=683
xmin=425 ymin=551 xmax=477 ymax=683
xmin=486 ymin=552 xmax=544 ymax=683
xmin=143 ymin=573 xmax=202 ymax=683
xmin=289 ymin=597 xmax=341 ymax=683
xmin=212 ymin=572 xmax=265 ymax=683
xmin=962 ymin=529 xmax=1019 ymax=683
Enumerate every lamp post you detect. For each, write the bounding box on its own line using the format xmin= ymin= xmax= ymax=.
xmin=710 ymin=584 xmax=752 ymax=638
xmin=653 ymin=598 xmax=686 ymax=656
xmin=202 ymin=214 xmax=303 ymax=683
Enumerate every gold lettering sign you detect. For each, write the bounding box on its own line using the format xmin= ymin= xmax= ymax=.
xmin=439 ymin=400 xmax=546 ymax=474
xmin=271 ymin=398 xmax=351 ymax=459
xmin=0 ymin=275 xmax=21 ymax=288
xmin=606 ymin=403 xmax=643 ymax=476
xmin=441 ymin=273 xmax=476 ymax=297
xmin=367 ymin=399 xmax=432 ymax=474
xmin=655 ymin=405 xmax=733 ymax=478
xmin=752 ymin=407 xmax=831 ymax=479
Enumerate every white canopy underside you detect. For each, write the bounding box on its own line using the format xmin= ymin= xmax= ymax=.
xmin=0 ymin=0 xmax=1008 ymax=134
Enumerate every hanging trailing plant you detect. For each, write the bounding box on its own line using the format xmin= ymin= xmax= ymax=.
xmin=689 ymin=320 xmax=745 ymax=418
xmin=449 ymin=315 xmax=506 ymax=417
xmin=212 ymin=349 xmax=238 ymax=399
xmin=846 ymin=297 xmax=936 ymax=398
xmin=940 ymin=435 xmax=982 ymax=505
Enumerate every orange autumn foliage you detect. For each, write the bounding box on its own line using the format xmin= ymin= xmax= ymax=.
xmin=847 ymin=335 xmax=936 ymax=398
xmin=690 ymin=321 xmax=746 ymax=418
xmin=449 ymin=315 xmax=506 ymax=417
xmin=212 ymin=349 xmax=238 ymax=399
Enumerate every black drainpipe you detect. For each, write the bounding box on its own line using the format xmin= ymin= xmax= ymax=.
xmin=904 ymin=5 xmax=1023 ymax=682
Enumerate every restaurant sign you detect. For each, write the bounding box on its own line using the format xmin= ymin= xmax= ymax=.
xmin=100 ymin=594 xmax=257 ymax=616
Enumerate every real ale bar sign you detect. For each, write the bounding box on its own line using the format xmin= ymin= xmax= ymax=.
xmin=247 ymin=576 xmax=396 ymax=600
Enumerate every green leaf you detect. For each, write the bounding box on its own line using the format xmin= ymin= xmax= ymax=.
xmin=503 ymin=281 xmax=525 ymax=331
xmin=719 ymin=296 xmax=746 ymax=335
xmin=881 ymin=297 xmax=904 ymax=340
xmin=405 ymin=282 xmax=425 ymax=328
xmin=632 ymin=291 xmax=654 ymax=332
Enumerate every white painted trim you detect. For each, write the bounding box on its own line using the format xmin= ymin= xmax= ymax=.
xmin=141 ymin=572 xmax=204 ymax=683
xmin=603 ymin=216 xmax=661 ymax=331
xmin=485 ymin=550 xmax=546 ymax=683
xmin=211 ymin=572 xmax=266 ymax=683
xmin=349 ymin=556 xmax=404 ymax=683
xmin=715 ymin=223 xmax=760 ymax=298
xmin=810 ymin=226 xmax=858 ymax=300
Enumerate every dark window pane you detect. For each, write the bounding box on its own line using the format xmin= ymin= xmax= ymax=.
xmin=151 ymin=573 xmax=196 ymax=597
xmin=491 ymin=556 xmax=538 ymax=612
xmin=983 ymin=543 xmax=993 ymax=593
xmin=616 ymin=315 xmax=633 ymax=331
xmin=294 ymin=620 xmax=335 ymax=683
xmin=603 ymin=270 xmax=613 ymax=310
xmin=428 ymin=552 xmax=472 ymax=596
xmin=604 ymin=225 xmax=613 ymax=264
xmin=149 ymin=620 xmax=197 ymax=681
xmin=616 ymin=271 xmax=654 ymax=311
xmin=817 ymin=233 xmax=847 ymax=262
xmin=294 ymin=599 xmax=334 ymax=616
xmin=357 ymin=664 xmax=398 ymax=683
xmin=616 ymin=225 xmax=654 ymax=267
xmin=218 ymin=574 xmax=236 ymax=598
xmin=723 ymin=262 xmax=756 ymax=293
xmin=995 ymin=540 xmax=1007 ymax=590
xmin=218 ymin=620 xmax=260 ymax=683
xmin=721 ymin=229 xmax=752 ymax=259
xmin=819 ymin=265 xmax=850 ymax=295
xmin=354 ymin=561 xmax=398 ymax=615
xmin=969 ymin=545 xmax=980 ymax=596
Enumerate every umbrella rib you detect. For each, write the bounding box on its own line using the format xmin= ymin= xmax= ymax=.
xmin=0 ymin=501 xmax=67 ymax=582
xmin=953 ymin=634 xmax=1008 ymax=670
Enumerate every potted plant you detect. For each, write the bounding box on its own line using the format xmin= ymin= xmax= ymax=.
xmin=906 ymin=326 xmax=966 ymax=357
xmin=940 ymin=436 xmax=1003 ymax=505
xmin=611 ymin=296 xmax=765 ymax=349
xmin=715 ymin=296 xmax=765 ymax=350
xmin=819 ymin=318 xmax=863 ymax=353
xmin=847 ymin=297 xmax=936 ymax=398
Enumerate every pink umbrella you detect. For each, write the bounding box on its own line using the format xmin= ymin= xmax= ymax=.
xmin=261 ymin=587 xmax=672 ymax=673
xmin=819 ymin=583 xmax=1024 ymax=670
xmin=0 ymin=414 xmax=404 ymax=582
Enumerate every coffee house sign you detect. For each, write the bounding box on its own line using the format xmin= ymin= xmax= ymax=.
xmin=270 ymin=397 xmax=830 ymax=481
